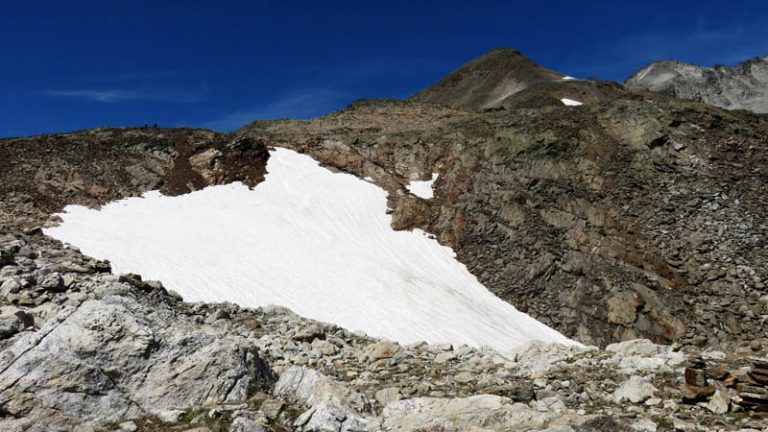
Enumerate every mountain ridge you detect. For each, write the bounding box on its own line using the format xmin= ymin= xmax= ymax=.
xmin=625 ymin=54 xmax=768 ymax=113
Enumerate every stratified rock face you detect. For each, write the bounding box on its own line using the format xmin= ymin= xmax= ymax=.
xmin=0 ymin=128 xmax=269 ymax=231
xmin=0 ymin=282 xmax=273 ymax=430
xmin=625 ymin=56 xmax=768 ymax=113
xmin=409 ymin=47 xmax=566 ymax=109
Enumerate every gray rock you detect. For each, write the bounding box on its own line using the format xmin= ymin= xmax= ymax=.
xmin=603 ymin=339 xmax=685 ymax=372
xmin=433 ymin=351 xmax=456 ymax=364
xmin=158 ymin=409 xmax=186 ymax=423
xmin=454 ymin=371 xmax=474 ymax=384
xmin=38 ymin=272 xmax=64 ymax=292
xmin=605 ymin=339 xmax=666 ymax=357
xmin=531 ymin=396 xmax=566 ymax=412
xmin=512 ymin=341 xmax=592 ymax=376
xmin=612 ymin=376 xmax=657 ymax=404
xmin=119 ymin=421 xmax=138 ymax=431
xmin=259 ymin=398 xmax=284 ymax=420
xmin=368 ymin=339 xmax=400 ymax=361
xmin=293 ymin=323 xmax=325 ymax=342
xmin=630 ymin=418 xmax=658 ymax=432
xmin=0 ymin=309 xmax=33 ymax=338
xmin=0 ymin=277 xmax=22 ymax=296
xmin=274 ymin=366 xmax=378 ymax=431
xmin=311 ymin=339 xmax=336 ymax=356
xmin=705 ymin=387 xmax=731 ymax=414
xmin=625 ymin=56 xmax=768 ymax=113
xmin=375 ymin=387 xmax=401 ymax=406
xmin=382 ymin=395 xmax=596 ymax=431
xmin=229 ymin=416 xmax=266 ymax=432
xmin=0 ymin=295 xmax=273 ymax=430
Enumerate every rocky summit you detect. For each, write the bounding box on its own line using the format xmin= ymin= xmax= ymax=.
xmin=1 ymin=47 xmax=768 ymax=431
xmin=409 ymin=47 xmax=568 ymax=109
xmin=625 ymin=56 xmax=768 ymax=113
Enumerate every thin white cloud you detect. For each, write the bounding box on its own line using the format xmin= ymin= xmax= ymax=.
xmin=203 ymin=88 xmax=350 ymax=131
xmin=44 ymin=84 xmax=208 ymax=103
xmin=565 ymin=22 xmax=768 ymax=80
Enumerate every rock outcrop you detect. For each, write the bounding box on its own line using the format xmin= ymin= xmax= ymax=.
xmin=0 ymin=234 xmax=275 ymax=431
xmin=0 ymin=128 xmax=269 ymax=232
xmin=625 ymin=56 xmax=768 ymax=113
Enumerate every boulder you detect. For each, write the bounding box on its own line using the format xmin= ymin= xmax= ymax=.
xmin=512 ymin=341 xmax=591 ymax=376
xmin=158 ymin=409 xmax=186 ymax=423
xmin=274 ymin=367 xmax=378 ymax=432
xmin=229 ymin=416 xmax=267 ymax=432
xmin=612 ymin=376 xmax=657 ymax=404
xmin=368 ymin=340 xmax=400 ymax=361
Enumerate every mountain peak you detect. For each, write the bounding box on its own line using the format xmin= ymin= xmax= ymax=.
xmin=409 ymin=47 xmax=565 ymax=109
xmin=481 ymin=46 xmax=524 ymax=57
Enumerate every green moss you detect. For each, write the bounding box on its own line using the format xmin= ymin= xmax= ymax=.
xmin=102 ymin=407 xmax=235 ymax=432
xmin=653 ymin=416 xmax=674 ymax=430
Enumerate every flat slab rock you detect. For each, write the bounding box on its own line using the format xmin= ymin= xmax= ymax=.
xmin=275 ymin=366 xmax=607 ymax=432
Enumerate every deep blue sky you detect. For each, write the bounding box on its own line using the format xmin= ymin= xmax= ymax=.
xmin=2 ymin=1 xmax=767 ymax=137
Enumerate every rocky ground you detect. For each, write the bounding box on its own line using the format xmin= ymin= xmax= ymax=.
xmin=1 ymin=233 xmax=768 ymax=431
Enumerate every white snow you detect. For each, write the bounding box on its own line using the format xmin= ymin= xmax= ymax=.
xmin=560 ymin=98 xmax=583 ymax=106
xmin=635 ymin=64 xmax=654 ymax=81
xmin=406 ymin=173 xmax=438 ymax=199
xmin=44 ymin=148 xmax=574 ymax=354
xmin=562 ymin=76 xmax=577 ymax=81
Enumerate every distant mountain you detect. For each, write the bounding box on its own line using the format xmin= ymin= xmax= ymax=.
xmin=409 ymin=47 xmax=569 ymax=109
xmin=625 ymin=56 xmax=768 ymax=113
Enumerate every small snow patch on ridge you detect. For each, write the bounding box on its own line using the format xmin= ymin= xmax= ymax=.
xmin=407 ymin=173 xmax=438 ymax=199
xmin=561 ymin=98 xmax=583 ymax=106
xmin=562 ymin=76 xmax=577 ymax=81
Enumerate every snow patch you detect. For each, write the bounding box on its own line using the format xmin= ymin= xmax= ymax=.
xmin=44 ymin=148 xmax=574 ymax=354
xmin=561 ymin=98 xmax=583 ymax=106
xmin=406 ymin=173 xmax=438 ymax=199
xmin=562 ymin=76 xmax=577 ymax=81
xmin=635 ymin=64 xmax=654 ymax=81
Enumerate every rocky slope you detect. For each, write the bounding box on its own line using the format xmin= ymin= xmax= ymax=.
xmin=2 ymin=233 xmax=768 ymax=431
xmin=625 ymin=56 xmax=768 ymax=113
xmin=0 ymin=127 xmax=269 ymax=232
xmin=409 ymin=47 xmax=569 ymax=109
xmin=2 ymin=48 xmax=768 ymax=430
xmin=239 ymin=94 xmax=768 ymax=350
